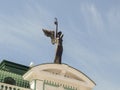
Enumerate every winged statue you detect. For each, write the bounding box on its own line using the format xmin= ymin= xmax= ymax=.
xmin=42 ymin=18 xmax=63 ymax=64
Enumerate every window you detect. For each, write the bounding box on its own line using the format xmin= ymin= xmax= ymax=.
xmin=4 ymin=77 xmax=16 ymax=85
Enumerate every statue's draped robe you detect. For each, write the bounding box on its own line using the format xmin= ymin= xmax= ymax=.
xmin=54 ymin=36 xmax=63 ymax=64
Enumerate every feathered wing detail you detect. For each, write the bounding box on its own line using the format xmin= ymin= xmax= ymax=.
xmin=42 ymin=29 xmax=56 ymax=44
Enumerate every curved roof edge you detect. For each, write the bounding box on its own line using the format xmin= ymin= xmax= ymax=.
xmin=29 ymin=63 xmax=96 ymax=86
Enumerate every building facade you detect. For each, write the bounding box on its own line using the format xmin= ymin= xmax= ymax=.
xmin=0 ymin=60 xmax=95 ymax=90
xmin=0 ymin=60 xmax=30 ymax=90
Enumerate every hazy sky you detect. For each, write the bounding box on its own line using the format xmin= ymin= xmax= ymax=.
xmin=0 ymin=0 xmax=120 ymax=90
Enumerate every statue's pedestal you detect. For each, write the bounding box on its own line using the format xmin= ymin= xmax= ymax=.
xmin=23 ymin=64 xmax=95 ymax=90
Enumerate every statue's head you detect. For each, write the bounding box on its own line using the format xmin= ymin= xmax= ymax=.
xmin=57 ymin=31 xmax=62 ymax=37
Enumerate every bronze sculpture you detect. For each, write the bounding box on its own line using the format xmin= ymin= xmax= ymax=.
xmin=42 ymin=18 xmax=63 ymax=64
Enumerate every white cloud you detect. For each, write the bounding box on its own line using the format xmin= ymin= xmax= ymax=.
xmin=80 ymin=3 xmax=105 ymax=37
xmin=0 ymin=0 xmax=57 ymax=65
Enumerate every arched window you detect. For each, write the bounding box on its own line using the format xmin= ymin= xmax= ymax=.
xmin=4 ymin=77 xmax=16 ymax=85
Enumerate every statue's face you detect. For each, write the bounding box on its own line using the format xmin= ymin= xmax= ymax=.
xmin=57 ymin=32 xmax=62 ymax=38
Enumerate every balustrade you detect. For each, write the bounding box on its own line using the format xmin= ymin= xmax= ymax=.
xmin=0 ymin=82 xmax=31 ymax=90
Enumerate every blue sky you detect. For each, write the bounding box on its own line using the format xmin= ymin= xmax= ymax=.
xmin=0 ymin=0 xmax=120 ymax=90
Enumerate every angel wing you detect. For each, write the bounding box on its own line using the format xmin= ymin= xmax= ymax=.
xmin=42 ymin=29 xmax=56 ymax=44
